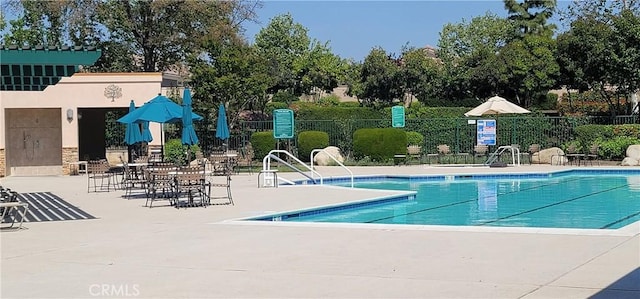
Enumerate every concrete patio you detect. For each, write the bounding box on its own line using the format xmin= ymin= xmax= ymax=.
xmin=1 ymin=165 xmax=639 ymax=298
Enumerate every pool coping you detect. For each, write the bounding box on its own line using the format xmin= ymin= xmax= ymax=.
xmin=227 ymin=168 xmax=640 ymax=236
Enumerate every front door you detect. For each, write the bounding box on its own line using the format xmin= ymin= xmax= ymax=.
xmin=5 ymin=108 xmax=62 ymax=175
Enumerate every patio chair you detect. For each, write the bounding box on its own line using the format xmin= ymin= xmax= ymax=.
xmin=407 ymin=145 xmax=423 ymax=164
xmin=584 ymin=144 xmax=600 ymax=166
xmin=209 ymin=154 xmax=233 ymax=176
xmin=565 ymin=144 xmax=585 ymax=166
xmin=524 ymin=144 xmax=541 ymax=164
xmin=1 ymin=189 xmax=29 ymax=229
xmin=145 ymin=164 xmax=178 ymax=208
xmin=473 ymin=145 xmax=489 ymax=164
xmin=120 ymin=160 xmax=148 ymax=199
xmin=87 ymin=160 xmax=113 ymax=192
xmin=173 ymin=166 xmax=209 ymax=208
xmin=436 ymin=144 xmax=454 ymax=164
xmin=208 ymin=167 xmax=233 ymax=205
xmin=236 ymin=144 xmax=255 ymax=173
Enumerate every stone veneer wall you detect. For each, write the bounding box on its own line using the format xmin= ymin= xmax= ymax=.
xmin=0 ymin=149 xmax=5 ymax=177
xmin=62 ymin=147 xmax=79 ymax=176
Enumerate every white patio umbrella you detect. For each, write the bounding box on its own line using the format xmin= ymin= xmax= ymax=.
xmin=464 ymin=95 xmax=531 ymax=117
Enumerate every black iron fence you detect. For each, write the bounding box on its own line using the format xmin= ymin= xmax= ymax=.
xmin=106 ymin=115 xmax=639 ymax=157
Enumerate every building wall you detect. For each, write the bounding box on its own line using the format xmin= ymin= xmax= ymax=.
xmin=0 ymin=72 xmax=163 ymax=176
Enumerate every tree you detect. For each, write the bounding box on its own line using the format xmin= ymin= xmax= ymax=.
xmin=254 ymin=13 xmax=310 ymax=97
xmin=295 ymin=41 xmax=348 ymax=100
xmin=557 ymin=0 xmax=640 ymax=116
xmin=494 ymin=34 xmax=559 ymax=107
xmin=436 ymin=12 xmax=517 ymax=102
xmin=504 ymin=0 xmax=557 ymax=37
xmin=356 ymin=47 xmax=403 ymax=108
xmin=189 ymin=39 xmax=270 ymax=132
xmin=398 ymin=46 xmax=440 ymax=104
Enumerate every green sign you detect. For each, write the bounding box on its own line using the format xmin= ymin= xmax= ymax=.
xmin=273 ymin=109 xmax=295 ymax=139
xmin=391 ymin=106 xmax=405 ymax=128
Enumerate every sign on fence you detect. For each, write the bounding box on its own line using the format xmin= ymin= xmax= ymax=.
xmin=476 ymin=119 xmax=496 ymax=146
xmin=273 ymin=109 xmax=295 ymax=139
xmin=391 ymin=106 xmax=405 ymax=128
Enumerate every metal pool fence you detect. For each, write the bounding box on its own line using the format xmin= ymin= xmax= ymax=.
xmin=107 ymin=115 xmax=639 ymax=157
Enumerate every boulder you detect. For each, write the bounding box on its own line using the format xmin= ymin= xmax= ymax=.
xmin=314 ymin=146 xmax=345 ymax=166
xmin=626 ymin=144 xmax=640 ymax=160
xmin=533 ymin=147 xmax=567 ymax=165
xmin=621 ymin=157 xmax=639 ymax=166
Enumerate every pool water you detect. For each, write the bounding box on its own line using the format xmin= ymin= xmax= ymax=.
xmin=263 ymin=174 xmax=640 ymax=229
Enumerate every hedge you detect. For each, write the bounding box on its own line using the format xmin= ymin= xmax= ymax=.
xmin=353 ymin=128 xmax=407 ymax=161
xmin=297 ymin=131 xmax=330 ymax=161
xmin=250 ymin=131 xmax=276 ymax=160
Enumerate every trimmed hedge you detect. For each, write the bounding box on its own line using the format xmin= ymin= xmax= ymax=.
xmin=353 ymin=128 xmax=407 ymax=161
xmin=297 ymin=131 xmax=330 ymax=161
xmin=406 ymin=131 xmax=425 ymax=146
xmin=250 ymin=131 xmax=276 ymax=160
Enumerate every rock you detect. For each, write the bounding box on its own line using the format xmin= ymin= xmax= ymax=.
xmin=626 ymin=144 xmax=640 ymax=160
xmin=621 ymin=157 xmax=639 ymax=166
xmin=533 ymin=147 xmax=567 ymax=165
xmin=314 ymin=146 xmax=345 ymax=166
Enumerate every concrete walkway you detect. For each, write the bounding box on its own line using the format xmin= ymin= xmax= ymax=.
xmin=1 ymin=165 xmax=639 ymax=298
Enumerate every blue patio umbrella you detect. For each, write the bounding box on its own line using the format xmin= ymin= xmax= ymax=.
xmin=181 ymin=88 xmax=199 ymax=145
xmin=118 ymin=94 xmax=203 ymax=158
xmin=117 ymin=94 xmax=203 ymax=124
xmin=124 ymin=100 xmax=143 ymax=145
xmin=215 ymin=103 xmax=230 ymax=143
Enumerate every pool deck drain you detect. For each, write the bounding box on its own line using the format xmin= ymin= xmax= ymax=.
xmin=1 ymin=165 xmax=638 ymax=298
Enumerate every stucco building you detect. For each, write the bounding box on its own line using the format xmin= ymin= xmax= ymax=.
xmin=0 ymin=46 xmax=168 ymax=177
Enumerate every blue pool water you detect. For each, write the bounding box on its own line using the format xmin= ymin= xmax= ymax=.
xmin=254 ymin=170 xmax=640 ymax=229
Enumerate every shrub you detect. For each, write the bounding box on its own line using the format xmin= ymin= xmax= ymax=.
xmin=164 ymin=139 xmax=200 ymax=166
xmin=297 ymin=131 xmax=330 ymax=161
xmin=406 ymin=131 xmax=425 ymax=146
xmin=265 ymin=101 xmax=289 ymax=111
xmin=596 ymin=136 xmax=640 ymax=160
xmin=575 ymin=125 xmax=613 ymax=147
xmin=575 ymin=124 xmax=640 ymax=149
xmin=316 ymin=95 xmax=341 ymax=107
xmin=271 ymin=90 xmax=298 ymax=104
xmin=250 ymin=131 xmax=276 ymax=160
xmin=353 ymin=128 xmax=406 ymax=161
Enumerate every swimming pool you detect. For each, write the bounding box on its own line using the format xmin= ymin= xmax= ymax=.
xmin=252 ymin=169 xmax=640 ymax=230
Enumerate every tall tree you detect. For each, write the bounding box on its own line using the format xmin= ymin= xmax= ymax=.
xmin=504 ymin=0 xmax=557 ymax=37
xmin=398 ymin=46 xmax=440 ymax=104
xmin=254 ymin=13 xmax=310 ymax=96
xmin=189 ymin=39 xmax=270 ymax=131
xmin=494 ymin=34 xmax=559 ymax=107
xmin=557 ymin=0 xmax=640 ymax=116
xmin=436 ymin=12 xmax=517 ymax=102
xmin=356 ymin=47 xmax=403 ymax=108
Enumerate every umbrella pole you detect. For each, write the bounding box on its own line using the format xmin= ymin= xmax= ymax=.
xmin=160 ymin=123 xmax=164 ymax=162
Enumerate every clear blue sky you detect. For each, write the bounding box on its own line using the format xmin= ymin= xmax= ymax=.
xmin=243 ymin=0 xmax=571 ymax=61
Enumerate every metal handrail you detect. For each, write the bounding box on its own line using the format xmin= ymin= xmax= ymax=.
xmin=262 ymin=150 xmax=323 ymax=185
xmin=310 ymin=149 xmax=354 ymax=188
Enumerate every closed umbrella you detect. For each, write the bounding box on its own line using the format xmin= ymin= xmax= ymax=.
xmin=124 ymin=100 xmax=143 ymax=145
xmin=141 ymin=121 xmax=153 ymax=143
xmin=181 ymin=88 xmax=199 ymax=145
xmin=215 ymin=103 xmax=230 ymax=150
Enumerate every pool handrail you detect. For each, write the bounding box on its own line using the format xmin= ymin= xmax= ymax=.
xmin=310 ymin=149 xmax=354 ymax=188
xmin=262 ymin=150 xmax=323 ymax=185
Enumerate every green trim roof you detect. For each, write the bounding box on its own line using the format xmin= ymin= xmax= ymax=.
xmin=1 ymin=45 xmax=102 ymax=91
